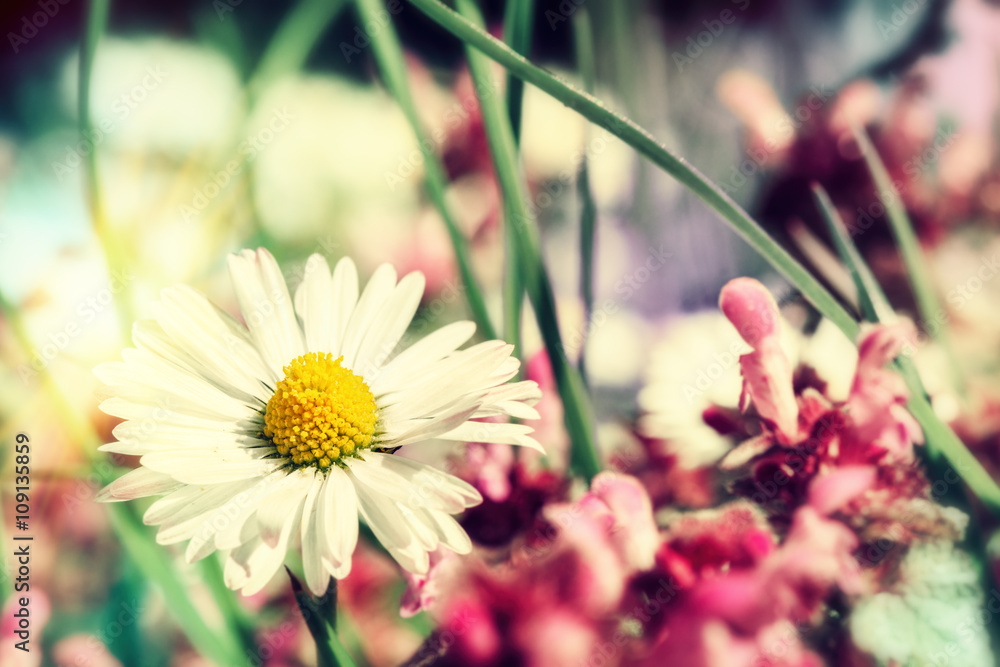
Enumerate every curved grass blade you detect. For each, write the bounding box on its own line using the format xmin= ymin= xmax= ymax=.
xmin=812 ymin=185 xmax=1000 ymax=515
xmin=249 ymin=0 xmax=350 ymax=97
xmin=852 ymin=125 xmax=964 ymax=392
xmin=454 ymin=0 xmax=601 ymax=481
xmin=404 ymin=0 xmax=859 ymax=342
xmin=812 ymin=183 xmax=893 ymax=323
xmin=355 ymin=0 xmax=497 ymax=341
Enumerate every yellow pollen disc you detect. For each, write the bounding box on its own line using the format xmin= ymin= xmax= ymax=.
xmin=263 ymin=352 xmax=378 ymax=469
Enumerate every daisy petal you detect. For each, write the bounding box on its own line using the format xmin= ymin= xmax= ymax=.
xmin=228 ymin=248 xmax=305 ymax=377
xmin=96 ymin=467 xmax=183 ymax=502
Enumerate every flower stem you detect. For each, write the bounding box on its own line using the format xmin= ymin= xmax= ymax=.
xmin=852 ymin=125 xmax=965 ymax=394
xmin=288 ymin=569 xmax=358 ymax=667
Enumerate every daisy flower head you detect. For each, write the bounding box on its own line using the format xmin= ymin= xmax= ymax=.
xmin=96 ymin=248 xmax=543 ymax=596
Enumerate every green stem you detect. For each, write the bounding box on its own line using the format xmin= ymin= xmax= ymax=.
xmin=356 ymin=0 xmax=498 ymax=341
xmin=249 ymin=0 xmax=350 ymax=98
xmin=404 ymin=0 xmax=859 ymax=342
xmin=502 ymin=0 xmax=535 ymax=143
xmin=288 ymin=569 xmax=358 ymax=667
xmin=454 ymin=0 xmax=601 ymax=480
xmin=812 ymin=184 xmax=892 ymax=323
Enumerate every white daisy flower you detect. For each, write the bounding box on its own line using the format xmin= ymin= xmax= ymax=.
xmin=96 ymin=248 xmax=543 ymax=596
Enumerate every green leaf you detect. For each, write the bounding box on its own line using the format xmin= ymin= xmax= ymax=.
xmin=850 ymin=542 xmax=994 ymax=666
xmin=355 ymin=0 xmax=498 ymax=341
xmin=453 ymin=0 xmax=602 ymax=481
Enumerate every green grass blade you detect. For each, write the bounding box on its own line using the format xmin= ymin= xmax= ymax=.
xmin=249 ymin=0 xmax=350 ymax=96
xmin=454 ymin=0 xmax=601 ymax=480
xmin=502 ymin=0 xmax=535 ymax=142
xmin=852 ymin=125 xmax=964 ymax=390
xmin=355 ymin=0 xmax=498 ymax=341
xmin=404 ymin=0 xmax=859 ymax=343
xmin=108 ymin=505 xmax=246 ymax=665
xmin=812 ymin=186 xmax=1000 ymax=515
xmin=499 ymin=0 xmax=532 ymax=357
xmin=811 ymin=183 xmax=893 ymax=323
xmin=574 ymin=9 xmax=597 ymax=380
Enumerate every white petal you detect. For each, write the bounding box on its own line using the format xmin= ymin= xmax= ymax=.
xmin=96 ymin=352 xmax=256 ymax=422
xmin=228 ymin=248 xmax=304 ymax=377
xmin=416 ymin=508 xmax=473 ymax=554
xmin=183 ymin=470 xmax=289 ymax=562
xmin=140 ymin=449 xmax=281 ymax=485
xmin=300 ymin=472 xmax=330 ymax=595
xmin=149 ymin=286 xmax=274 ymax=399
xmin=347 ymin=453 xmax=481 ymax=513
xmin=96 ymin=468 xmax=183 ymax=502
xmin=436 ymin=421 xmax=545 ymax=452
xmin=97 ymin=397 xmax=241 ymax=430
xmin=101 ymin=421 xmax=264 ymax=456
xmin=350 ymin=471 xmax=423 ymax=568
xmin=144 ymin=479 xmax=254 ymax=527
xmin=256 ymin=468 xmax=313 ymax=548
xmin=369 ymin=321 xmax=477 ymax=396
xmin=351 ymin=271 xmax=425 ymax=378
xmin=378 ymin=403 xmax=480 ymax=448
xmin=378 ymin=341 xmax=512 ymax=423
xmin=339 ymin=264 xmax=397 ymax=370
xmin=295 ymin=254 xmax=334 ymax=353
xmin=318 ymin=466 xmax=359 ymax=578
xmin=329 ymin=257 xmax=360 ymax=356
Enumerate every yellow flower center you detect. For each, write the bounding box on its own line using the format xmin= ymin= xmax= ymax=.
xmin=263 ymin=352 xmax=378 ymax=469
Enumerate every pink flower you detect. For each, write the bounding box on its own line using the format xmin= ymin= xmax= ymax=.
xmin=846 ymin=324 xmax=924 ymax=463
xmin=640 ymin=503 xmax=857 ymax=667
xmin=720 ymin=278 xmax=799 ymax=444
